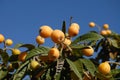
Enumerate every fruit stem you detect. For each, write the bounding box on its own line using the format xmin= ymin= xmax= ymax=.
xmin=107 ymin=61 xmax=120 ymax=66
xmin=95 ymin=24 xmax=102 ymax=32
xmin=83 ymin=71 xmax=91 ymax=79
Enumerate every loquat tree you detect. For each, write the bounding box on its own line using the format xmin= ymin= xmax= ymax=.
xmin=0 ymin=18 xmax=120 ymax=80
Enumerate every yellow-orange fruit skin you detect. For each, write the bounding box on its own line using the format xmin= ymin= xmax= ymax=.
xmin=70 ymin=23 xmax=80 ymax=30
xmin=51 ymin=30 xmax=65 ymax=43
xmin=48 ymin=48 xmax=60 ymax=61
xmin=5 ymin=39 xmax=13 ymax=46
xmin=103 ymin=24 xmax=109 ymax=29
xmin=106 ymin=29 xmax=111 ymax=35
xmin=18 ymin=52 xmax=27 ymax=62
xmin=36 ymin=35 xmax=45 ymax=44
xmin=39 ymin=25 xmax=53 ymax=38
xmin=0 ymin=34 xmax=5 ymax=43
xmin=30 ymin=60 xmax=40 ymax=70
xmin=68 ymin=24 xmax=80 ymax=37
xmin=82 ymin=46 xmax=94 ymax=56
xmin=100 ymin=30 xmax=107 ymax=36
xmin=12 ymin=49 xmax=21 ymax=55
xmin=89 ymin=22 xmax=95 ymax=27
xmin=98 ymin=62 xmax=111 ymax=75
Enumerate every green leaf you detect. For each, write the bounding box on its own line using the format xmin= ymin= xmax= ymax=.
xmin=26 ymin=46 xmax=50 ymax=60
xmin=13 ymin=60 xmax=29 ymax=80
xmin=110 ymin=39 xmax=120 ymax=48
xmin=73 ymin=59 xmax=84 ymax=74
xmin=0 ymin=49 xmax=9 ymax=64
xmin=72 ymin=31 xmax=103 ymax=44
xmin=14 ymin=43 xmax=35 ymax=50
xmin=62 ymin=21 xmax=66 ymax=34
xmin=111 ymin=69 xmax=120 ymax=76
xmin=66 ymin=58 xmax=82 ymax=80
xmin=0 ymin=67 xmax=8 ymax=80
xmin=80 ymin=59 xmax=96 ymax=76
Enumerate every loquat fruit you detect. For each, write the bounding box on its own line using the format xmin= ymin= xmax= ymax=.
xmin=82 ymin=46 xmax=94 ymax=56
xmin=30 ymin=60 xmax=40 ymax=70
xmin=0 ymin=34 xmax=5 ymax=43
xmin=5 ymin=39 xmax=13 ymax=46
xmin=103 ymin=24 xmax=109 ymax=30
xmin=68 ymin=23 xmax=80 ymax=37
xmin=18 ymin=52 xmax=27 ymax=62
xmin=100 ymin=30 xmax=107 ymax=36
xmin=12 ymin=48 xmax=21 ymax=55
xmin=36 ymin=35 xmax=45 ymax=45
xmin=98 ymin=62 xmax=111 ymax=75
xmin=51 ymin=30 xmax=65 ymax=43
xmin=39 ymin=25 xmax=53 ymax=38
xmin=70 ymin=23 xmax=80 ymax=30
xmin=106 ymin=29 xmax=111 ymax=35
xmin=48 ymin=47 xmax=60 ymax=61
xmin=89 ymin=22 xmax=95 ymax=27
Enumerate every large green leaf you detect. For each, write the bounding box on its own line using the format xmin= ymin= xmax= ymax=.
xmin=111 ymin=69 xmax=120 ymax=76
xmin=13 ymin=60 xmax=29 ymax=80
xmin=73 ymin=59 xmax=84 ymax=74
xmin=72 ymin=31 xmax=103 ymax=44
xmin=14 ymin=43 xmax=35 ymax=50
xmin=66 ymin=58 xmax=82 ymax=80
xmin=26 ymin=46 xmax=50 ymax=60
xmin=80 ymin=59 xmax=96 ymax=76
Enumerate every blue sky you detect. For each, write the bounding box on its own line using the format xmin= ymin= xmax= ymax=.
xmin=0 ymin=0 xmax=120 ymax=47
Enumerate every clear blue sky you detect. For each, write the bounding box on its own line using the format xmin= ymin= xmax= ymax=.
xmin=0 ymin=0 xmax=120 ymax=47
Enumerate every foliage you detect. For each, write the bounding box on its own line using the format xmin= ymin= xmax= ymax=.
xmin=0 ymin=20 xmax=120 ymax=80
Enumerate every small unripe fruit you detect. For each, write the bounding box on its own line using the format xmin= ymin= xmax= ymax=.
xmin=0 ymin=34 xmax=5 ymax=43
xmin=106 ymin=29 xmax=111 ymax=35
xmin=7 ymin=63 xmax=14 ymax=72
xmin=100 ymin=30 xmax=107 ymax=36
xmin=30 ymin=60 xmax=40 ymax=70
xmin=51 ymin=30 xmax=65 ymax=43
xmin=48 ymin=47 xmax=60 ymax=61
xmin=12 ymin=48 xmax=21 ymax=55
xmin=103 ymin=24 xmax=109 ymax=29
xmin=98 ymin=62 xmax=111 ymax=75
xmin=5 ymin=39 xmax=13 ymax=46
xmin=68 ymin=23 xmax=80 ymax=37
xmin=36 ymin=35 xmax=45 ymax=44
xmin=89 ymin=22 xmax=95 ymax=27
xmin=82 ymin=46 xmax=94 ymax=56
xmin=39 ymin=25 xmax=53 ymax=38
xmin=18 ymin=52 xmax=27 ymax=62
xmin=63 ymin=38 xmax=71 ymax=46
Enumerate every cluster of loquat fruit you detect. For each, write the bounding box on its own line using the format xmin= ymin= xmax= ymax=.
xmin=35 ymin=22 xmax=111 ymax=75
xmin=0 ymin=34 xmax=28 ymax=71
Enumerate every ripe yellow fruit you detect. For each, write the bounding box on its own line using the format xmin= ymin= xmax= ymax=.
xmin=12 ymin=48 xmax=21 ymax=55
xmin=48 ymin=47 xmax=60 ymax=61
xmin=30 ymin=60 xmax=40 ymax=70
xmin=68 ymin=23 xmax=80 ymax=37
xmin=39 ymin=25 xmax=53 ymax=38
xmin=106 ymin=29 xmax=111 ymax=35
xmin=51 ymin=30 xmax=65 ymax=43
xmin=89 ymin=22 xmax=95 ymax=27
xmin=82 ymin=46 xmax=94 ymax=56
xmin=103 ymin=24 xmax=109 ymax=29
xmin=0 ymin=34 xmax=5 ymax=43
xmin=36 ymin=35 xmax=45 ymax=44
xmin=98 ymin=62 xmax=111 ymax=75
xmin=100 ymin=30 xmax=107 ymax=36
xmin=18 ymin=52 xmax=27 ymax=62
xmin=5 ymin=39 xmax=13 ymax=46
xmin=70 ymin=23 xmax=80 ymax=30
